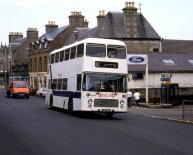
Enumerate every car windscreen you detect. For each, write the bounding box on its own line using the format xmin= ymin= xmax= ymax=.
xmin=13 ymin=82 xmax=28 ymax=88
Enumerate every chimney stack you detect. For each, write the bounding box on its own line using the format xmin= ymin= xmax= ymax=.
xmin=27 ymin=28 xmax=38 ymax=41
xmin=9 ymin=32 xmax=23 ymax=44
xmin=122 ymin=1 xmax=138 ymax=38
xmin=45 ymin=21 xmax=58 ymax=33
xmin=69 ymin=11 xmax=86 ymax=28
xmin=97 ymin=10 xmax=105 ymax=27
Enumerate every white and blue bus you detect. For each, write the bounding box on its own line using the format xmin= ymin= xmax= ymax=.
xmin=45 ymin=38 xmax=128 ymax=117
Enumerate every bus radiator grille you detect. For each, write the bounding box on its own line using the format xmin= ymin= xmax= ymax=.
xmin=94 ymin=99 xmax=118 ymax=107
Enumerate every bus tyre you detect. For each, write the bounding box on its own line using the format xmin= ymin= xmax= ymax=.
xmin=106 ymin=112 xmax=114 ymax=118
xmin=68 ymin=98 xmax=73 ymax=114
xmin=49 ymin=95 xmax=53 ymax=109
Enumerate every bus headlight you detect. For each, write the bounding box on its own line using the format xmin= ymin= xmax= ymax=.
xmin=120 ymin=105 xmax=124 ymax=109
xmin=120 ymin=100 xmax=124 ymax=105
xmin=88 ymin=99 xmax=93 ymax=104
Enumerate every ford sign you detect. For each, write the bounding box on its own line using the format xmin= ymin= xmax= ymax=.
xmin=128 ymin=56 xmax=145 ymax=63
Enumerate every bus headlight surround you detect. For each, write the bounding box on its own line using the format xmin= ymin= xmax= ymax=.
xmin=88 ymin=99 xmax=93 ymax=104
xmin=120 ymin=100 xmax=124 ymax=105
xmin=88 ymin=99 xmax=93 ymax=108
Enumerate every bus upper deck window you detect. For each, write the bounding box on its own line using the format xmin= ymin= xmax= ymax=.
xmin=65 ymin=49 xmax=70 ymax=61
xmin=107 ymin=45 xmax=126 ymax=59
xmin=77 ymin=44 xmax=84 ymax=57
xmin=50 ymin=54 xmax=55 ymax=64
xmin=86 ymin=43 xmax=105 ymax=57
xmin=70 ymin=46 xmax=76 ymax=59
xmin=59 ymin=50 xmax=64 ymax=62
xmin=55 ymin=52 xmax=59 ymax=63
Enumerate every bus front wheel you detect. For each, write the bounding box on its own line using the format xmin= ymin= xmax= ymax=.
xmin=106 ymin=112 xmax=114 ymax=118
xmin=68 ymin=98 xmax=73 ymax=114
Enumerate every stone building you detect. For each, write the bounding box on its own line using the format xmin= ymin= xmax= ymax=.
xmin=64 ymin=2 xmax=161 ymax=53
xmin=0 ymin=43 xmax=12 ymax=85
xmin=29 ymin=12 xmax=88 ymax=89
xmin=9 ymin=29 xmax=38 ymax=83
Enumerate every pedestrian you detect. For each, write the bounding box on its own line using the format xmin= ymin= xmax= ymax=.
xmin=127 ymin=90 xmax=132 ymax=108
xmin=134 ymin=89 xmax=140 ymax=107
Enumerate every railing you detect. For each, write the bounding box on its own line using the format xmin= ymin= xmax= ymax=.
xmin=182 ymin=100 xmax=193 ymax=120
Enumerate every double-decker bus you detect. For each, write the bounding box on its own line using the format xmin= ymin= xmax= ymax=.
xmin=45 ymin=38 xmax=128 ymax=117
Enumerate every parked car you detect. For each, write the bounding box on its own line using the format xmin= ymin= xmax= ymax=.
xmin=41 ymin=89 xmax=47 ymax=98
xmin=29 ymin=87 xmax=38 ymax=96
xmin=36 ymin=87 xmax=47 ymax=97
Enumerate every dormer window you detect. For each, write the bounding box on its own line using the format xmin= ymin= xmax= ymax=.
xmin=163 ymin=59 xmax=175 ymax=65
xmin=188 ymin=60 xmax=193 ymax=64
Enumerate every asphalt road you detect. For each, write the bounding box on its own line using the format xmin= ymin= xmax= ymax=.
xmin=0 ymin=90 xmax=193 ymax=155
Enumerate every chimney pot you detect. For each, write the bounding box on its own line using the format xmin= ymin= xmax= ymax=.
xmin=125 ymin=2 xmax=129 ymax=8
xmin=129 ymin=2 xmax=132 ymax=7
xmin=102 ymin=10 xmax=105 ymax=16
xmin=132 ymin=2 xmax=135 ymax=7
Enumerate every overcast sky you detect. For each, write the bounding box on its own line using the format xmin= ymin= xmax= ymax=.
xmin=0 ymin=0 xmax=193 ymax=44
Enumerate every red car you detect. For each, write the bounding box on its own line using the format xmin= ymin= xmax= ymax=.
xmin=29 ymin=88 xmax=38 ymax=96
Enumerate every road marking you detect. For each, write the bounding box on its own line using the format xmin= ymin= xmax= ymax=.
xmin=130 ymin=111 xmax=193 ymax=124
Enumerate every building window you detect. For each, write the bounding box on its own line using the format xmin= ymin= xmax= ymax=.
xmin=39 ymin=57 xmax=42 ymax=72
xmin=44 ymin=56 xmax=47 ymax=71
xmin=153 ymin=48 xmax=159 ymax=52
xmin=163 ymin=59 xmax=175 ymax=65
xmin=132 ymin=73 xmax=144 ymax=79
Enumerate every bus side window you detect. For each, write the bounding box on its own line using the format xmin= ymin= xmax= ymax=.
xmin=77 ymin=44 xmax=84 ymax=58
xmin=58 ymin=79 xmax=62 ymax=90
xmin=65 ymin=49 xmax=70 ymax=61
xmin=62 ymin=78 xmax=68 ymax=90
xmin=77 ymin=74 xmax=82 ymax=91
xmin=55 ymin=52 xmax=59 ymax=63
xmin=59 ymin=50 xmax=64 ymax=62
xmin=70 ymin=46 xmax=76 ymax=59
xmin=50 ymin=54 xmax=55 ymax=64
xmin=51 ymin=79 xmax=57 ymax=89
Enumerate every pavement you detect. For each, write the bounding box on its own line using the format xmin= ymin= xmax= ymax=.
xmin=129 ymin=102 xmax=193 ymax=124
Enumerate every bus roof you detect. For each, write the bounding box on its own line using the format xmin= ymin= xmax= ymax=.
xmin=50 ymin=38 xmax=126 ymax=55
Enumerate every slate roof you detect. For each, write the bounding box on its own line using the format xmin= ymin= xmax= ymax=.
xmin=162 ymin=39 xmax=193 ymax=53
xmin=64 ymin=12 xmax=160 ymax=45
xmin=39 ymin=25 xmax=70 ymax=41
xmin=10 ymin=37 xmax=27 ymax=50
xmin=128 ymin=52 xmax=193 ymax=73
